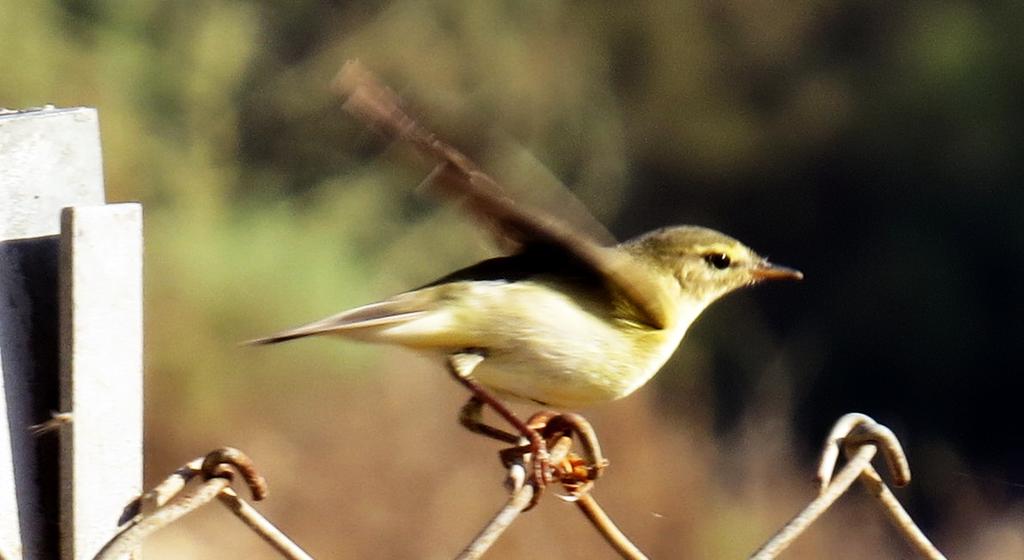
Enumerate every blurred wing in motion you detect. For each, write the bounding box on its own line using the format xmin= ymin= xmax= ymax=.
xmin=331 ymin=61 xmax=670 ymax=329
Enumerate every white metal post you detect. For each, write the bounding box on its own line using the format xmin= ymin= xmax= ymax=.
xmin=60 ymin=204 xmax=143 ymax=560
xmin=0 ymin=107 xmax=143 ymax=560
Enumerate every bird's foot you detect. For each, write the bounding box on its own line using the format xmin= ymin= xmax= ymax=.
xmin=528 ymin=410 xmax=607 ymax=482
xmin=498 ymin=411 xmax=608 ymax=509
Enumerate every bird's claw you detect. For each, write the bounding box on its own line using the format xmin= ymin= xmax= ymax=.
xmin=522 ymin=440 xmax=550 ymax=510
xmin=497 ymin=411 xmax=607 ymax=510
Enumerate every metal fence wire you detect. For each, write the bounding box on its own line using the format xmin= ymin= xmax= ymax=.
xmin=91 ymin=412 xmax=946 ymax=560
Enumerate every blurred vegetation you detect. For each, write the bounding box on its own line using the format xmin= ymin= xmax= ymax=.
xmin=3 ymin=1 xmax=1023 ymax=558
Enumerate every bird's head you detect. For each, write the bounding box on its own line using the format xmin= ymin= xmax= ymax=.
xmin=622 ymin=225 xmax=802 ymax=310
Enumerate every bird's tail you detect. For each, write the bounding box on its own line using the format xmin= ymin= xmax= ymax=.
xmin=245 ymin=299 xmax=428 ymax=346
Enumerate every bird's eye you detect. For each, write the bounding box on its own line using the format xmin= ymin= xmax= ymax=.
xmin=703 ymin=252 xmax=731 ymax=270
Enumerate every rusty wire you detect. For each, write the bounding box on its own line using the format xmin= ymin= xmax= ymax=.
xmin=750 ymin=413 xmax=947 ymax=560
xmin=574 ymin=494 xmax=649 ymax=560
xmin=458 ymin=412 xmax=648 ymax=559
xmin=89 ymin=412 xmax=950 ymax=559
xmin=455 ymin=437 xmax=569 ymax=560
xmin=93 ymin=447 xmax=312 ymax=560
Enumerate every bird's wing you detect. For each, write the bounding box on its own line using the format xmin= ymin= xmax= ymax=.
xmin=332 ymin=61 xmax=671 ymax=329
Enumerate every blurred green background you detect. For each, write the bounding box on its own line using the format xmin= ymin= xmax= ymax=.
xmin=3 ymin=1 xmax=1023 ymax=558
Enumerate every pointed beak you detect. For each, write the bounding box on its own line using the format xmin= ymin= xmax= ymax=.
xmin=751 ymin=260 xmax=804 ymax=282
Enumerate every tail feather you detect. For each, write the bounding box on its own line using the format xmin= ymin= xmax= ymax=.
xmin=245 ymin=299 xmax=428 ymax=346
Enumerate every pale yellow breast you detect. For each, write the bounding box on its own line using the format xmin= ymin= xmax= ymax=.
xmin=445 ymin=280 xmax=690 ymax=407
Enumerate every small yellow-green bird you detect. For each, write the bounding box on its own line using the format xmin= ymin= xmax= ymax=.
xmin=250 ymin=224 xmax=800 ymax=409
xmin=251 ymin=61 xmax=802 ymax=485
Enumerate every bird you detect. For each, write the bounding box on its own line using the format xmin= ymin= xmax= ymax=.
xmin=250 ymin=61 xmax=802 ymax=493
xmin=249 ymin=225 xmax=801 ymax=409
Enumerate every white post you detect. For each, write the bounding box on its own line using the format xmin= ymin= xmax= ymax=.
xmin=60 ymin=204 xmax=143 ymax=560
xmin=0 ymin=107 xmax=143 ymax=560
